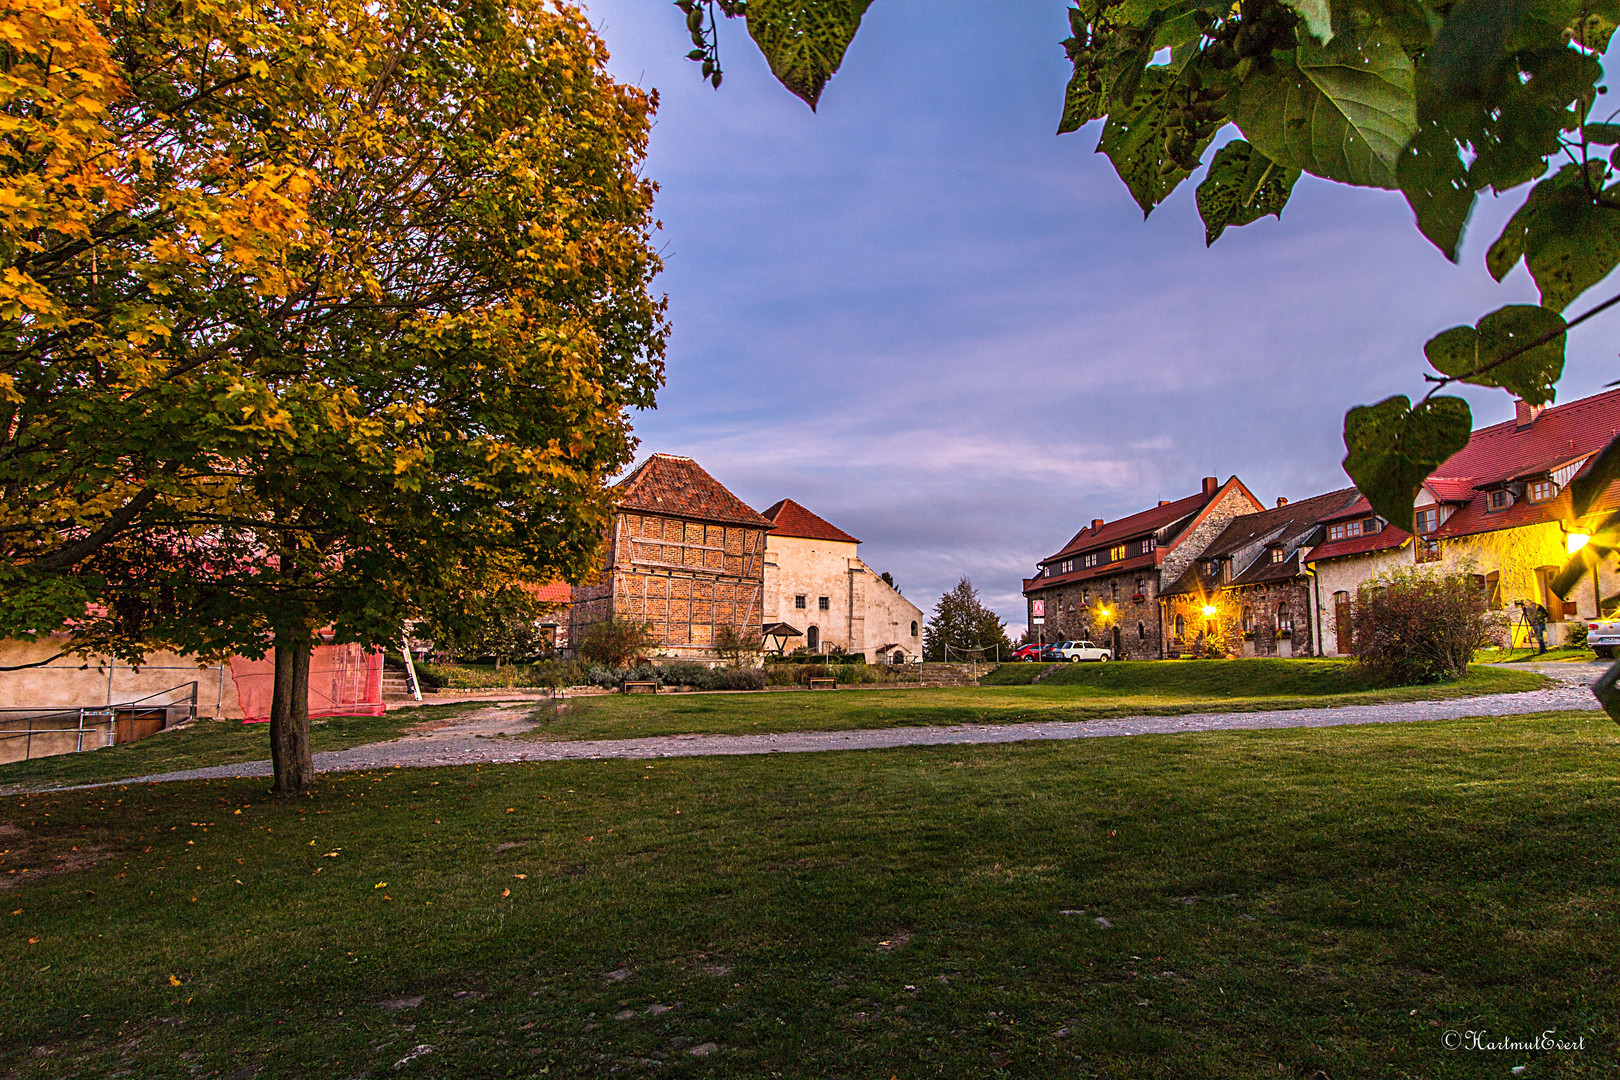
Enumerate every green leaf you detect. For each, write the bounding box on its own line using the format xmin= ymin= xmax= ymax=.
xmin=1592 ymin=654 xmax=1620 ymax=724
xmin=1397 ymin=111 xmax=1482 ymax=259
xmin=1096 ymin=64 xmax=1219 ymax=216
xmin=1283 ymin=0 xmax=1336 ymax=40
xmin=1196 ymin=139 xmax=1302 ymax=244
xmin=1059 ymin=66 xmax=1107 ymax=134
xmin=744 ymin=0 xmax=871 ymax=110
xmin=1570 ymin=433 xmax=1620 ymax=515
xmin=1586 ymin=122 xmax=1620 ymax=144
xmin=1487 ymin=197 xmax=1533 ymax=280
xmin=1423 ymin=303 xmax=1566 ymax=404
xmin=1521 ymin=165 xmax=1620 ymax=311
xmin=1230 ymin=27 xmax=1417 ymax=188
xmin=1427 ymin=0 xmax=1534 ymax=97
xmin=1343 ymin=395 xmax=1473 ymax=532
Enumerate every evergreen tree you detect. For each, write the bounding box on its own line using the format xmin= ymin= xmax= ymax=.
xmin=924 ymin=578 xmax=1012 ymax=662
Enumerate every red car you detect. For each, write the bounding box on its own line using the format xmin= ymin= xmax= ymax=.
xmin=1010 ymin=643 xmax=1046 ymax=662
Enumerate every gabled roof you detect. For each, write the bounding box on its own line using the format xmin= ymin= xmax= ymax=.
xmin=1048 ymin=491 xmax=1207 ymax=560
xmin=1422 ymin=476 xmax=1477 ymax=502
xmin=1305 ymin=523 xmax=1409 ymax=563
xmin=613 ymin=454 xmax=773 ymax=528
xmin=529 ymin=581 xmax=572 ymax=604
xmin=1430 ymin=388 xmax=1620 ymax=489
xmin=760 ymin=498 xmax=860 ymax=544
xmin=1162 ymin=487 xmax=1360 ymax=595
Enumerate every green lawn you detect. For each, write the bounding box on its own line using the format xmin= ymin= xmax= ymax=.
xmin=0 ymin=706 xmax=467 ymax=793
xmin=2 ymin=711 xmax=1616 ymax=1077
xmin=528 ymin=661 xmax=1549 ymax=742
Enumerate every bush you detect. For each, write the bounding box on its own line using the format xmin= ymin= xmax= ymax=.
xmin=718 ymin=667 xmax=766 ymax=691
xmin=1350 ymin=566 xmax=1502 ymax=684
xmin=577 ymin=618 xmax=658 ymax=667
xmin=714 ymin=625 xmax=765 ymax=666
xmin=1565 ymin=621 xmax=1590 ymax=649
xmin=414 ymin=660 xmax=588 ymax=689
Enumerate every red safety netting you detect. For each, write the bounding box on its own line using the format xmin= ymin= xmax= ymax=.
xmin=230 ymin=643 xmax=386 ymax=723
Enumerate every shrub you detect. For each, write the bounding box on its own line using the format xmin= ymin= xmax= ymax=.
xmin=1350 ymin=566 xmax=1501 ymax=684
xmin=1565 ymin=621 xmax=1590 ymax=649
xmin=415 ymin=660 xmax=588 ymax=689
xmin=718 ymin=667 xmax=766 ymax=691
xmin=714 ymin=625 xmax=765 ymax=666
xmin=577 ymin=618 xmax=658 ymax=667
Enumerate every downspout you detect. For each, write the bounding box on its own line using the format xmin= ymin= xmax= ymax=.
xmin=1305 ymin=559 xmax=1322 ymax=657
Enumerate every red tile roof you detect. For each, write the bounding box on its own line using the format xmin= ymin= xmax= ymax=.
xmin=529 ymin=581 xmax=572 ymax=605
xmin=759 ymin=498 xmax=860 ymax=544
xmin=1429 ymin=388 xmax=1620 ymax=491
xmin=1305 ymin=523 xmax=1410 ymax=563
xmin=1024 ymin=551 xmax=1159 ymax=593
xmin=1047 ymin=491 xmax=1209 ymax=560
xmin=1422 ymin=477 xmax=1477 ymax=502
xmin=614 ymin=454 xmax=774 ymax=528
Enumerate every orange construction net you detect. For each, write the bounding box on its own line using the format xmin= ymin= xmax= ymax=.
xmin=230 ymin=643 xmax=386 ymax=723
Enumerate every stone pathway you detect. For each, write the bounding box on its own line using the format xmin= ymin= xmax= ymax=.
xmin=12 ymin=663 xmax=1608 ymax=793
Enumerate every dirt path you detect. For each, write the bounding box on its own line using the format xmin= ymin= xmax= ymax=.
xmin=9 ymin=664 xmax=1607 ymax=793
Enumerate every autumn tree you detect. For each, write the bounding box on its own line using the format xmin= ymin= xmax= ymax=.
xmin=671 ymin=0 xmax=1620 ymax=714
xmin=924 ymin=577 xmax=1012 ymax=661
xmin=0 ymin=0 xmax=666 ymax=789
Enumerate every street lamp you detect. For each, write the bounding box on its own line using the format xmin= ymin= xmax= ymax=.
xmin=1201 ymin=604 xmax=1217 ymax=618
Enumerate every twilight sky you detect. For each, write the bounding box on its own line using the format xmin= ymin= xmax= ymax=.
xmin=581 ymin=0 xmax=1617 ymax=636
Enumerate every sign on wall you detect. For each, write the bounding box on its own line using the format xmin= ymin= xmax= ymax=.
xmin=1032 ymin=600 xmax=1045 ymax=617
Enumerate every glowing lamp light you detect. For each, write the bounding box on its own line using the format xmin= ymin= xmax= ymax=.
xmin=1202 ymin=605 xmax=1218 ymax=618
xmin=1567 ymin=531 xmax=1591 ymax=555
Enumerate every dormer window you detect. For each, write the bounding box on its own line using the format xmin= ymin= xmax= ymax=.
xmin=1414 ymin=507 xmax=1438 ymax=533
xmin=1141 ymin=537 xmax=1157 ymax=554
xmin=1204 ymin=559 xmax=1220 ymax=577
xmin=1488 ymin=489 xmax=1511 ymax=512
xmin=1270 ymin=547 xmax=1286 ymax=564
xmin=1528 ymin=479 xmax=1556 ymax=503
xmin=1109 ymin=544 xmax=1127 ymax=561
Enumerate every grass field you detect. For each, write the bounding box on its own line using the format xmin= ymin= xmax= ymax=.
xmin=528 ymin=661 xmax=1549 ymax=742
xmin=1 ymin=710 xmax=1616 ymax=1078
xmin=0 ymin=707 xmax=459 ymax=792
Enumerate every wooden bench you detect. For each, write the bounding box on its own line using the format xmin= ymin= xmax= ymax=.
xmin=621 ymin=680 xmax=658 ymax=694
xmin=807 ymin=677 xmax=837 ymax=690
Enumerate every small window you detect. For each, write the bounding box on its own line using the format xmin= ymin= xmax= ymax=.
xmin=1270 ymin=547 xmax=1285 ymax=564
xmin=1174 ymin=614 xmax=1186 ymax=640
xmin=1042 ymin=566 xmax=1050 ymax=577
xmin=794 ymin=595 xmax=806 ymax=610
xmin=1488 ymin=489 xmax=1511 ymax=511
xmin=1137 ymin=620 xmax=1147 ymax=640
xmin=1109 ymin=544 xmax=1127 ymax=561
xmin=1141 ymin=537 xmax=1156 ymax=554
xmin=1276 ymin=602 xmax=1292 ymax=632
xmin=1416 ymin=536 xmax=1441 ymax=563
xmin=1346 ymin=520 xmax=1364 ymax=538
xmin=1414 ymin=507 xmax=1438 ymax=533
xmin=818 ymin=596 xmax=830 ymax=611
xmin=1241 ymin=607 xmax=1254 ymax=633
xmin=1205 ymin=559 xmax=1220 ymax=577
xmin=1083 ymin=552 xmax=1099 ymax=568
xmin=1328 ymin=523 xmax=1347 ymax=541
xmin=910 ymin=620 xmax=919 ymax=637
xmin=1528 ymin=480 xmax=1556 ymax=503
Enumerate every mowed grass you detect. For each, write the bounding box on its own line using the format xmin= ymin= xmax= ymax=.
xmin=0 ymin=707 xmax=466 ymax=793
xmin=529 ymin=660 xmax=1549 ymax=742
xmin=2 ymin=710 xmax=1617 ymax=1078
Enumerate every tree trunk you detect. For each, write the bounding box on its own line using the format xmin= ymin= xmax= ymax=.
xmin=269 ymin=632 xmax=315 ymax=792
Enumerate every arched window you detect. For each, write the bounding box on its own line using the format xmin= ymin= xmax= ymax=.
xmin=1276 ymin=602 xmax=1291 ymax=632
xmin=807 ymin=625 xmax=820 ymax=651
xmin=1174 ymin=614 xmax=1186 ymax=640
xmin=1137 ymin=620 xmax=1147 ymax=640
xmin=1241 ymin=607 xmax=1253 ymax=633
xmin=910 ymin=620 xmax=919 ymax=637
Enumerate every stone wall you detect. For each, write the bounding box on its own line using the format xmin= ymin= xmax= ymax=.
xmin=1164 ymin=579 xmax=1315 ymax=658
xmin=762 ymin=534 xmax=923 ymax=661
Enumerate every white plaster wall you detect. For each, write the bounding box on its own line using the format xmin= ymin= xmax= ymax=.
xmin=763 ymin=535 xmax=922 ymax=661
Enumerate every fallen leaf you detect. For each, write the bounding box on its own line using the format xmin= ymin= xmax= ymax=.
xmin=375 ymin=882 xmax=387 ymax=889
xmin=514 ymin=874 xmax=527 ymax=880
xmin=9 ymin=910 xmax=19 ymax=916
xmin=505 ymin=808 xmax=515 ymax=813
xmin=28 ymin=937 xmax=40 ymax=945
xmin=169 ymin=975 xmax=181 ymax=985
xmin=501 ymin=888 xmax=510 ymax=897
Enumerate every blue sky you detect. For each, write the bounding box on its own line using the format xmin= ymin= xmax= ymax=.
xmin=581 ymin=0 xmax=1616 ymax=636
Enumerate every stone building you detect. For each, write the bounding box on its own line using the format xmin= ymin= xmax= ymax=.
xmin=1022 ymin=477 xmax=1263 ymax=659
xmin=569 ymin=454 xmax=773 ymax=662
xmin=1307 ymin=391 xmax=1620 ymax=654
xmin=1159 ymin=488 xmax=1360 ymax=657
xmin=759 ymin=498 xmax=923 ymax=663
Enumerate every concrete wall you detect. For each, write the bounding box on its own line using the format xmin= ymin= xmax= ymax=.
xmin=762 ymin=535 xmax=923 ymax=662
xmin=0 ymin=637 xmax=238 ymax=716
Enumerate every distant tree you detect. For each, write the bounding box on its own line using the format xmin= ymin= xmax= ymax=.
xmin=577 ymin=618 xmax=658 ymax=668
xmin=924 ymin=578 xmax=1013 ymax=661
xmin=880 ymin=571 xmax=898 ymax=593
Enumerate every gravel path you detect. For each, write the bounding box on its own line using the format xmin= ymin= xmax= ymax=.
xmin=15 ymin=664 xmax=1608 ymax=793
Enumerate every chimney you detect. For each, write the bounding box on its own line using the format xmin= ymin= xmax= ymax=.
xmin=1276 ymin=496 xmax=1288 ymax=508
xmin=1091 ymin=518 xmax=1105 ymax=531
xmin=1202 ymin=476 xmax=1219 ymax=497
xmin=1514 ymin=398 xmax=1544 ymax=430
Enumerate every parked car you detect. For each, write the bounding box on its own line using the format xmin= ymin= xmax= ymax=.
xmin=1010 ymin=643 xmax=1045 ymax=662
xmin=1588 ymin=619 xmax=1620 ymax=658
xmin=1053 ymin=640 xmax=1112 ymax=662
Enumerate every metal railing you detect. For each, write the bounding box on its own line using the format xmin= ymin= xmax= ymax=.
xmin=0 ymin=682 xmax=198 ymax=762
